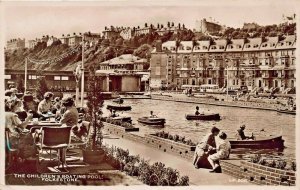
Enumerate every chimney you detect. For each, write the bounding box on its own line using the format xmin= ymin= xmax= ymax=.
xmin=155 ymin=40 xmax=162 ymax=52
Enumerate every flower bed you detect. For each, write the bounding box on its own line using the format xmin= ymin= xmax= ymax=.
xmin=249 ymin=154 xmax=296 ymax=172
xmin=152 ymin=131 xmax=197 ymax=148
xmin=101 ymin=117 xmax=139 ymax=132
xmin=103 ymin=145 xmax=189 ymax=186
xmin=144 ymin=131 xmax=197 ymax=160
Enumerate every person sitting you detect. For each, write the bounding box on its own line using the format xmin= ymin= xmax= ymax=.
xmin=149 ymin=111 xmax=157 ymax=118
xmin=237 ymin=125 xmax=254 ymax=140
xmin=193 ymin=127 xmax=220 ymax=169
xmin=195 ymin=106 xmax=200 ymax=115
xmin=5 ymin=99 xmax=37 ymax=160
xmin=52 ymin=97 xmax=61 ymax=114
xmin=23 ymin=93 xmax=39 ymax=118
xmin=60 ymin=97 xmax=79 ymax=127
xmin=111 ymin=110 xmax=118 ymax=118
xmin=37 ymin=92 xmax=54 ymax=115
xmin=207 ymin=132 xmax=231 ymax=173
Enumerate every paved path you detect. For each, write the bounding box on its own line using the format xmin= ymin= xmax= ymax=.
xmin=103 ymin=134 xmax=250 ymax=185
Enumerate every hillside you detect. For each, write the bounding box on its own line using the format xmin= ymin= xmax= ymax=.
xmin=5 ymin=22 xmax=296 ymax=72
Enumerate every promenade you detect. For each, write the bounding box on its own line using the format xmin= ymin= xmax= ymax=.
xmin=103 ymin=133 xmax=251 ymax=185
xmin=150 ymin=92 xmax=287 ymax=111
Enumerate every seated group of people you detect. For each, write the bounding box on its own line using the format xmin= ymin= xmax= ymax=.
xmin=193 ymin=125 xmax=254 ymax=173
xmin=5 ymin=88 xmax=82 ymax=161
xmin=193 ymin=127 xmax=231 ymax=173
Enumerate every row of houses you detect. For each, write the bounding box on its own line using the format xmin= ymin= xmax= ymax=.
xmin=150 ymin=35 xmax=296 ymax=93
xmin=6 ymin=32 xmax=102 ymax=52
xmin=103 ymin=22 xmax=189 ymax=40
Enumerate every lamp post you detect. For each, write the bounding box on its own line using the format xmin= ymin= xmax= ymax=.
xmin=81 ymin=34 xmax=85 ymax=107
xmin=24 ymin=57 xmax=28 ymax=92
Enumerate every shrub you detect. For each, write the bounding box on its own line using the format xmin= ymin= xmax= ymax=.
xmin=178 ymin=176 xmax=189 ymax=186
xmin=276 ymin=160 xmax=287 ymax=170
xmin=250 ymin=154 xmax=262 ymax=163
xmin=291 ymin=161 xmax=296 ymax=171
xmin=104 ymin=145 xmax=189 ymax=186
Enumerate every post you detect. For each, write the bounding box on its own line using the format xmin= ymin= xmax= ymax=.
xmin=226 ymin=66 xmax=229 ymax=101
xmin=76 ymin=78 xmax=80 ymax=106
xmin=24 ymin=57 xmax=28 ymax=92
xmin=80 ymin=35 xmax=85 ymax=107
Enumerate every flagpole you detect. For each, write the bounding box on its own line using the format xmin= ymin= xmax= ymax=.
xmin=24 ymin=57 xmax=28 ymax=92
xmin=81 ymin=34 xmax=85 ymax=107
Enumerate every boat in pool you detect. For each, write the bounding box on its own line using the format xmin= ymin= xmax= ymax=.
xmin=229 ymin=136 xmax=284 ymax=150
xmin=277 ymin=109 xmax=296 ymax=115
xmin=104 ymin=116 xmax=132 ymax=124
xmin=107 ymin=104 xmax=132 ymax=111
xmin=137 ymin=117 xmax=166 ymax=126
xmin=185 ymin=113 xmax=221 ymax=121
xmin=112 ymin=98 xmax=124 ymax=104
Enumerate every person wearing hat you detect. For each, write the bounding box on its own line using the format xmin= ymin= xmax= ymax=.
xmin=237 ymin=125 xmax=254 ymax=140
xmin=60 ymin=96 xmax=79 ymax=127
xmin=37 ymin=92 xmax=54 ymax=115
xmin=195 ymin=106 xmax=200 ymax=115
xmin=208 ymin=132 xmax=231 ymax=173
xmin=193 ymin=127 xmax=220 ymax=169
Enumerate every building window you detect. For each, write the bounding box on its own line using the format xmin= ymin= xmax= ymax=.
xmin=5 ymin=75 xmax=11 ymax=79
xmin=61 ymin=76 xmax=69 ymax=81
xmin=54 ymin=76 xmax=61 ymax=80
xmin=29 ymin=75 xmax=37 ymax=80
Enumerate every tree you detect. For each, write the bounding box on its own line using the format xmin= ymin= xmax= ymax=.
xmin=35 ymin=76 xmax=49 ymax=100
xmin=16 ymin=74 xmax=25 ymax=93
xmin=133 ymin=44 xmax=153 ymax=58
xmin=86 ymin=66 xmax=104 ymax=150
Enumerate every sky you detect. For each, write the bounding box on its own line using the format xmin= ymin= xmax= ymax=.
xmin=2 ymin=1 xmax=297 ymax=41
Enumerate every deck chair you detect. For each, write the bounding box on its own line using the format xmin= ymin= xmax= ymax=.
xmin=36 ymin=126 xmax=72 ymax=174
xmin=5 ymin=128 xmax=19 ymax=171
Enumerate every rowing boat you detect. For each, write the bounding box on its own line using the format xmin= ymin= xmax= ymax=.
xmin=229 ymin=136 xmax=284 ymax=149
xmin=137 ymin=117 xmax=165 ymax=126
xmin=277 ymin=109 xmax=296 ymax=115
xmin=185 ymin=113 xmax=221 ymax=121
xmin=107 ymin=104 xmax=132 ymax=111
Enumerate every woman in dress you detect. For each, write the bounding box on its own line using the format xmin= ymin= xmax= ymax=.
xmin=5 ymin=99 xmax=37 ymax=160
xmin=193 ymin=127 xmax=220 ymax=169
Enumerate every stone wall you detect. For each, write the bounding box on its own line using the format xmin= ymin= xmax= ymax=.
xmin=220 ymin=160 xmax=296 ymax=186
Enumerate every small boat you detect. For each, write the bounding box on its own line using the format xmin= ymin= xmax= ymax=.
xmin=107 ymin=104 xmax=132 ymax=111
xmin=185 ymin=113 xmax=221 ymax=121
xmin=112 ymin=98 xmax=124 ymax=104
xmin=277 ymin=109 xmax=296 ymax=115
xmin=110 ymin=116 xmax=132 ymax=124
xmin=137 ymin=117 xmax=165 ymax=126
xmin=229 ymin=136 xmax=284 ymax=150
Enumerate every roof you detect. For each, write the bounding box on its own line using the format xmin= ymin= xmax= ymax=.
xmin=243 ymin=38 xmax=262 ymax=51
xmin=276 ymin=35 xmax=296 ymax=50
xmin=100 ymin=54 xmax=147 ymax=65
xmin=226 ymin=39 xmax=245 ymax=52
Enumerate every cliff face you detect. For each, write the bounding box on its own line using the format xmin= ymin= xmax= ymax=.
xmin=5 ymin=40 xmax=153 ymax=72
xmin=5 ymin=42 xmax=82 ymax=71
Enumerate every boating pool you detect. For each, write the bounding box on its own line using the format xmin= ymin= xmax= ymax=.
xmin=103 ymin=99 xmax=295 ymax=159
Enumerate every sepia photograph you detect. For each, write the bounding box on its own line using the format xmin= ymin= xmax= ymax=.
xmin=1 ymin=0 xmax=298 ymax=188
